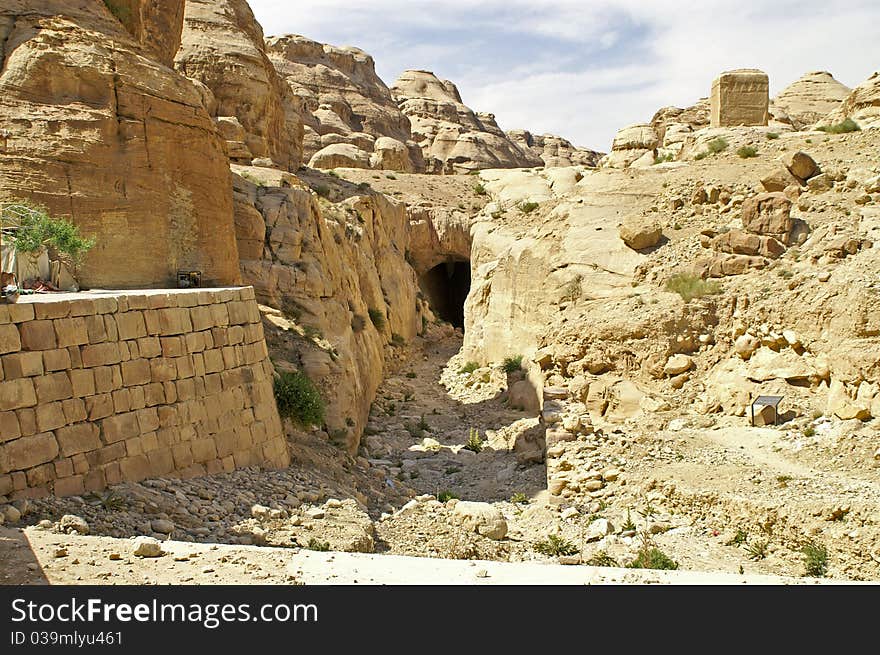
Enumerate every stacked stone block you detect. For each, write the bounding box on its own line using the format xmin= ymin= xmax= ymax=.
xmin=0 ymin=288 xmax=288 ymax=500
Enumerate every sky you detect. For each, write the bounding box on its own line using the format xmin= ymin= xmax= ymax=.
xmin=248 ymin=0 xmax=880 ymax=152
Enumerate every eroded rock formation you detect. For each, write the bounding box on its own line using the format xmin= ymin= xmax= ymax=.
xmin=175 ymin=0 xmax=303 ymax=170
xmin=391 ymin=70 xmax=543 ymax=173
xmin=265 ymin=34 xmax=424 ymax=173
xmin=772 ymin=71 xmax=851 ymax=130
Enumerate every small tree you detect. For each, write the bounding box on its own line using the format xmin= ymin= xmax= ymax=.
xmin=1 ymin=202 xmax=95 ymax=272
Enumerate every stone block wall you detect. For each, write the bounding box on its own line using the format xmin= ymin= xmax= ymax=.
xmin=0 ymin=288 xmax=288 ymax=500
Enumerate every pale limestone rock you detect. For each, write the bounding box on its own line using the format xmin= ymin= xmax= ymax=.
xmin=664 ymin=354 xmax=694 ymax=376
xmin=452 ymin=501 xmax=508 ymax=540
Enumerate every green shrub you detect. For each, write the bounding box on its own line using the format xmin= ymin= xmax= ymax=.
xmin=458 ymin=361 xmax=479 ymax=374
xmin=694 ymin=151 xmax=709 ymax=161
xmin=314 ymin=185 xmax=330 ymax=198
xmin=502 ymin=355 xmax=523 ymax=373
xmin=510 ymin=492 xmax=529 ymax=504
xmin=463 ymin=427 xmax=483 ymax=453
xmin=306 ymin=538 xmax=330 ymax=551
xmin=746 ymin=539 xmax=769 ymax=560
xmin=518 ymin=201 xmax=540 ymax=214
xmin=653 ymin=153 xmax=674 ymax=165
xmin=766 ymin=132 xmax=780 ymax=140
xmin=707 ymin=137 xmax=729 ymax=154
xmin=737 ymin=145 xmax=758 ymax=158
xmin=802 ymin=541 xmax=828 ymax=577
xmin=627 ymin=546 xmax=678 ymax=570
xmin=385 ymin=173 xmax=397 ymax=180
xmin=473 ymin=183 xmax=487 ymax=196
xmin=534 ymin=534 xmax=579 ymax=557
xmin=665 ymin=273 xmax=722 ymax=302
xmin=2 ymin=202 xmax=95 ymax=266
xmin=438 ymin=490 xmax=458 ymax=502
xmin=391 ymin=333 xmax=405 ymax=346
xmin=327 ymin=170 xmax=340 ymax=179
xmin=368 ymin=308 xmax=386 ymax=329
xmin=803 ymin=426 xmax=815 ymax=437
xmin=586 ymin=551 xmax=620 ymax=567
xmin=726 ymin=528 xmax=748 ymax=546
xmin=817 ymin=118 xmax=860 ymax=134
xmin=273 ymin=370 xmax=325 ymax=427
xmin=405 ymin=371 xmax=417 ymax=379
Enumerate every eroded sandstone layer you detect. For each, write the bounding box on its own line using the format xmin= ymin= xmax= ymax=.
xmin=0 ymin=0 xmax=240 ymax=288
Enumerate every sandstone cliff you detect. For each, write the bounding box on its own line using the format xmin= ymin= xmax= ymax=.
xmin=174 ymin=0 xmax=303 ymax=170
xmin=231 ymin=166 xmax=423 ymax=452
xmin=265 ymin=34 xmax=424 ymax=173
xmin=819 ymin=70 xmax=880 ymax=130
xmin=391 ymin=70 xmax=543 ymax=173
xmin=0 ymin=0 xmax=240 ymax=288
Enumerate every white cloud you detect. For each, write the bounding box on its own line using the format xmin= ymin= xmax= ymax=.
xmin=249 ymin=0 xmax=880 ymax=150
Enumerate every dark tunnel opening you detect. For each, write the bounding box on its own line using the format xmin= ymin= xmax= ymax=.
xmin=420 ymin=259 xmax=471 ymax=330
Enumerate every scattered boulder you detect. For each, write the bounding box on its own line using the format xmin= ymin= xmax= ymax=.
xmin=132 ymin=536 xmax=164 ymax=558
xmin=451 ymin=501 xmax=508 ymax=540
xmin=150 ymin=519 xmax=174 ymax=534
xmin=308 ymin=143 xmax=372 ymax=169
xmin=784 ymin=151 xmax=820 ymax=181
xmin=664 ymin=354 xmax=694 ymax=376
xmin=761 ymin=166 xmax=802 ymax=192
xmin=619 ymin=217 xmax=662 ymax=250
xmin=741 ymin=192 xmax=794 ymax=242
xmin=735 ymin=334 xmax=761 ymax=360
xmin=59 ymin=515 xmax=89 ymax=535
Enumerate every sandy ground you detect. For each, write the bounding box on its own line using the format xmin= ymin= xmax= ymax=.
xmin=1 ymin=527 xmax=843 ymax=586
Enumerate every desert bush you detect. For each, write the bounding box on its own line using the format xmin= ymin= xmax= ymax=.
xmin=653 ymin=153 xmax=674 ymax=165
xmin=306 ymin=538 xmax=330 ymax=551
xmin=502 ymin=355 xmax=524 ymax=373
xmin=464 ymin=427 xmax=483 ymax=453
xmin=458 ymin=361 xmax=479 ymax=374
xmin=518 ymin=201 xmax=540 ymax=214
xmin=737 ymin=145 xmax=758 ymax=158
xmin=437 ymin=490 xmax=458 ymax=502
xmin=534 ymin=534 xmax=579 ymax=557
xmin=707 ymin=137 xmax=729 ymax=154
xmin=473 ymin=183 xmax=487 ymax=196
xmin=510 ymin=492 xmax=529 ymax=504
xmin=368 ymin=308 xmax=386 ymax=329
xmin=665 ymin=273 xmax=722 ymax=301
xmin=274 ymin=371 xmax=325 ymax=427
xmin=766 ymin=132 xmax=780 ymax=140
xmin=817 ymin=118 xmax=860 ymax=134
xmin=802 ymin=541 xmax=828 ymax=577
xmin=586 ymin=551 xmax=620 ymax=567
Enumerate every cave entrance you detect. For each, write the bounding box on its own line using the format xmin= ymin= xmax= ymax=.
xmin=420 ymin=259 xmax=471 ymax=330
